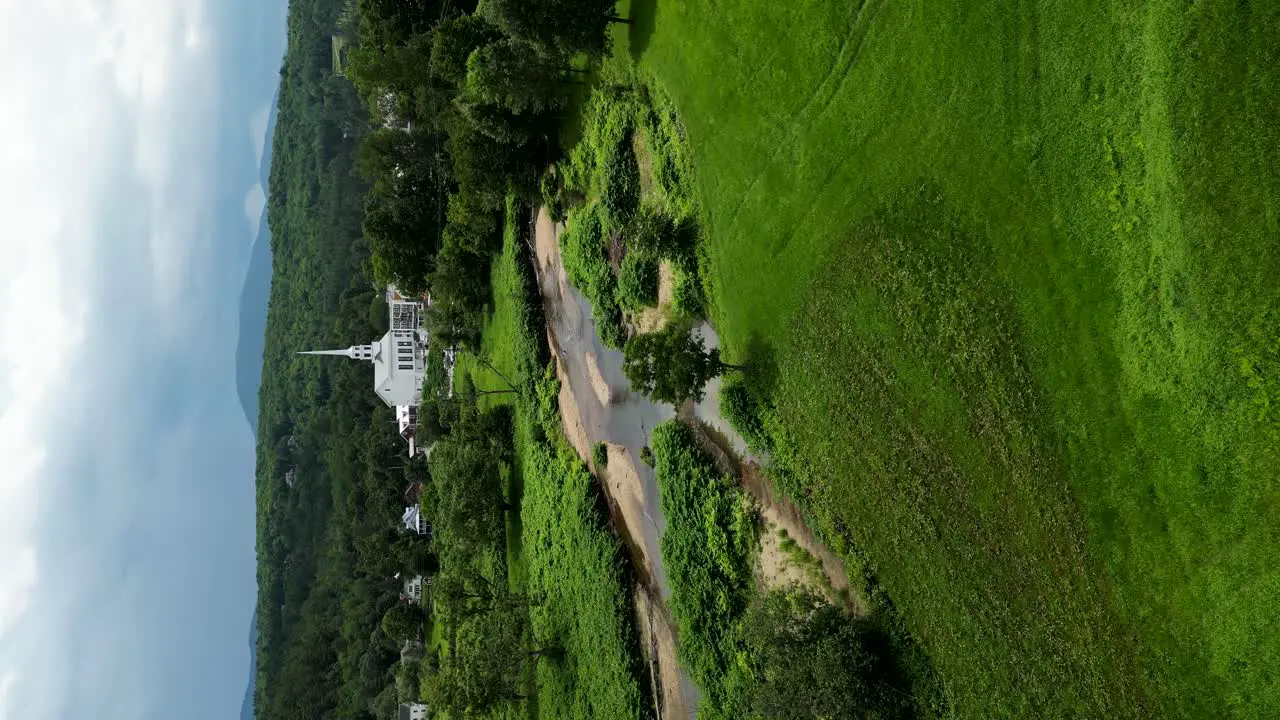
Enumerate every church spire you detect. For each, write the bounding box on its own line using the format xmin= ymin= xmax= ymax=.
xmin=297 ymin=343 xmax=376 ymax=361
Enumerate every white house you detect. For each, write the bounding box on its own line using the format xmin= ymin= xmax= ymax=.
xmin=402 ymin=505 xmax=430 ymax=536
xmin=397 ymin=404 xmax=420 ymax=457
xmin=399 ymin=574 xmax=424 ymax=603
xmin=398 ymin=703 xmax=429 ymax=720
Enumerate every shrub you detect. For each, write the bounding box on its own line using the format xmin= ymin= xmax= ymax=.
xmin=561 ymin=206 xmax=611 ymax=299
xmin=720 ymin=376 xmax=771 ymax=454
xmin=652 ymin=421 xmax=757 ymax=717
xmin=671 ymin=264 xmax=705 ymax=318
xmin=592 ymin=442 xmax=609 ymax=469
xmin=561 ymin=205 xmax=626 ymax=349
xmin=602 ymin=135 xmax=640 ymax=227
xmin=617 ymin=253 xmax=659 ymax=311
xmin=745 ymin=588 xmax=908 ymax=720
xmin=639 ymin=446 xmax=654 ymax=466
xmin=625 ymin=206 xmax=680 ymax=258
xmin=540 ymin=168 xmax=566 ymax=222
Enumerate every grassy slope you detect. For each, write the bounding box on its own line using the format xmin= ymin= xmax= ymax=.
xmin=628 ymin=0 xmax=1280 ymax=716
xmin=454 ymin=203 xmax=648 ymax=720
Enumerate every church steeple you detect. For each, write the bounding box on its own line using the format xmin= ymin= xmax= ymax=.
xmin=297 ymin=343 xmax=375 ymax=361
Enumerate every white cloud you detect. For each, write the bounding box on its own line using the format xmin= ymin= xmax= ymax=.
xmin=244 ymin=182 xmax=267 ymax=240
xmin=0 ymin=0 xmax=226 ymax=716
xmin=250 ymin=101 xmax=271 ymax=167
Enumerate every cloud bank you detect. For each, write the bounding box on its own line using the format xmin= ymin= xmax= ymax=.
xmin=0 ymin=0 xmax=284 ymax=717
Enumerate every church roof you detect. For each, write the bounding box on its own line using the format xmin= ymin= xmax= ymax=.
xmin=373 ymin=331 xmax=394 ymax=405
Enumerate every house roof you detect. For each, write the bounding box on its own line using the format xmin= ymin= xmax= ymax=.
xmin=403 ymin=482 xmax=422 ymax=505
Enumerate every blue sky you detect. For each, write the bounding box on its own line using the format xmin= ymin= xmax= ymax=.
xmin=0 ymin=0 xmax=285 ymax=717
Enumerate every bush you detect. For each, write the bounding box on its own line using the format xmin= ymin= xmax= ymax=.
xmin=561 ymin=206 xmax=626 ymax=349
xmin=719 ymin=376 xmax=770 ymax=454
xmin=617 ymin=253 xmax=659 ymax=311
xmin=670 ymin=263 xmax=706 ymax=318
xmin=639 ymin=446 xmax=654 ymax=466
xmin=652 ymin=421 xmax=757 ymax=718
xmin=602 ymin=135 xmax=640 ymax=227
xmin=592 ymin=442 xmax=609 ymax=469
xmin=745 ymin=588 xmax=908 ymax=720
xmin=625 ymin=206 xmax=680 ymax=258
xmin=540 ymin=168 xmax=566 ymax=222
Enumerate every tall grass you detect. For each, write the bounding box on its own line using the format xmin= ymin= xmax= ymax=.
xmin=619 ymin=0 xmax=1280 ymax=716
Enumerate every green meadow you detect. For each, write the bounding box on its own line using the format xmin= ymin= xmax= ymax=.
xmin=618 ymin=0 xmax=1280 ymax=716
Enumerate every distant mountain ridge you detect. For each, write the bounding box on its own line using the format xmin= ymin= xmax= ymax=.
xmin=236 ymin=93 xmax=279 ymax=434
xmin=237 ymin=90 xmax=278 ymax=720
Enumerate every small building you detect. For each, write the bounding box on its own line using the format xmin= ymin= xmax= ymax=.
xmin=398 ymin=703 xmax=429 ymax=720
xmin=397 ymin=404 xmax=420 ymax=457
xmin=404 ymin=482 xmax=423 ymax=506
xmin=402 ymin=505 xmax=430 ymax=537
xmin=400 ymin=639 xmax=424 ymax=664
xmin=398 ymin=574 xmax=424 ymax=604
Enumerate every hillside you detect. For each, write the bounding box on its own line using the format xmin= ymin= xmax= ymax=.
xmin=235 ymin=94 xmax=279 ymax=434
xmin=250 ymin=0 xmax=430 ymax=718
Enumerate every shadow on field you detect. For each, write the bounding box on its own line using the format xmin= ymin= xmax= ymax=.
xmin=739 ymin=332 xmax=780 ymax=398
xmin=629 ymin=0 xmax=658 ymax=59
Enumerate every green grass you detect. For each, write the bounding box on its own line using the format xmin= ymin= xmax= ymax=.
xmin=614 ymin=0 xmax=1280 ymax=717
xmin=453 ymin=207 xmax=529 ymax=407
xmin=455 ymin=199 xmax=649 ymax=719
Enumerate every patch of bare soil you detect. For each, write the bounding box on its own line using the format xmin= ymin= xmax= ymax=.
xmin=600 ymin=444 xmax=654 ymax=577
xmin=743 ymin=461 xmax=862 ymax=612
xmin=584 ymin=352 xmax=613 ymax=406
xmin=534 ymin=208 xmax=561 ymax=278
xmin=677 ymin=415 xmax=862 ymax=612
xmin=755 ymin=519 xmax=818 ymax=592
xmin=657 ymin=260 xmax=675 ymax=307
xmin=632 ymin=262 xmax=677 ymax=334
xmin=552 ymin=345 xmax=593 ymax=462
xmin=635 ymin=585 xmax=695 ymax=720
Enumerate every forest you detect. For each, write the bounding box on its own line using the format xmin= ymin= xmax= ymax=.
xmin=252 ymin=0 xmax=439 ymax=718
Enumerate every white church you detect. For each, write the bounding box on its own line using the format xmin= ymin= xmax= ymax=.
xmin=299 ymin=286 xmax=448 ymax=456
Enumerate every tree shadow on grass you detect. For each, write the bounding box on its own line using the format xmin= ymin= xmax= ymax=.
xmin=629 ymin=0 xmax=658 ymax=60
xmin=739 ymin=332 xmax=780 ymax=400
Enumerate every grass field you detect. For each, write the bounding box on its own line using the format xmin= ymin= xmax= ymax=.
xmin=451 ymin=202 xmax=649 ymax=719
xmin=614 ymin=0 xmax=1280 ymax=716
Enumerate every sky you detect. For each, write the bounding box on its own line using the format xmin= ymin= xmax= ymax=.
xmin=0 ymin=0 xmax=286 ymax=718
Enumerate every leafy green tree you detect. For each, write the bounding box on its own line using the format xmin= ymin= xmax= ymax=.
xmin=426 ymin=245 xmax=491 ymax=349
xmin=363 ymin=194 xmax=439 ymax=295
xmin=425 ymin=599 xmax=558 ymax=715
xmin=465 ymin=39 xmax=566 ymax=114
xmin=381 ymin=603 xmax=422 ymax=642
xmin=744 ymin=588 xmax=907 ymax=719
xmin=623 ymin=325 xmax=740 ymax=405
xmin=455 ymin=96 xmax=548 ymax=145
xmin=446 ymin=121 xmax=531 ymax=209
xmin=486 ymin=0 xmax=629 ymax=57
xmin=432 ymin=13 xmax=502 ymax=84
xmin=355 ymin=126 xmax=444 ymax=185
xmin=429 ymin=431 xmax=510 ymax=552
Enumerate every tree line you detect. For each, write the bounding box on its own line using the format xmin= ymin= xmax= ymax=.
xmin=346 ymin=0 xmax=629 ymax=346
